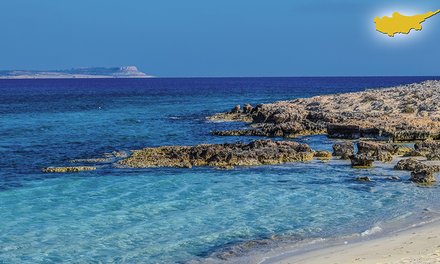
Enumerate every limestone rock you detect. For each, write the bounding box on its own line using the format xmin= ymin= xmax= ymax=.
xmin=332 ymin=142 xmax=355 ymax=160
xmin=42 ymin=166 xmax=96 ymax=173
xmin=314 ymin=151 xmax=332 ymax=160
xmin=410 ymin=169 xmax=436 ymax=184
xmin=119 ymin=140 xmax=314 ymax=169
xmin=350 ymin=155 xmax=375 ymax=168
xmin=394 ymin=158 xmax=440 ymax=173
xmin=210 ymin=81 xmax=440 ymax=141
xmin=394 ymin=158 xmax=425 ymax=171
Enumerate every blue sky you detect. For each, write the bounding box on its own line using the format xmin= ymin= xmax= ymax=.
xmin=1 ymin=0 xmax=440 ymax=77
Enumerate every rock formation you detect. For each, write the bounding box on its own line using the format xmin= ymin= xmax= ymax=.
xmin=119 ymin=140 xmax=314 ymax=169
xmin=314 ymin=151 xmax=332 ymax=160
xmin=350 ymin=154 xmax=375 ymax=168
xmin=332 ymin=142 xmax=355 ymax=159
xmin=42 ymin=166 xmax=97 ymax=173
xmin=394 ymin=158 xmax=439 ymax=184
xmin=210 ymin=81 xmax=440 ymax=141
xmin=394 ymin=158 xmax=440 ymax=172
xmin=410 ymin=169 xmax=436 ymax=184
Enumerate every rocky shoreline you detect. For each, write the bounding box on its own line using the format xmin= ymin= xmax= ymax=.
xmin=44 ymin=81 xmax=440 ymax=184
xmin=209 ymin=80 xmax=440 ymax=142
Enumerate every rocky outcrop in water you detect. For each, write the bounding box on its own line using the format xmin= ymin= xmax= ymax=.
xmin=410 ymin=169 xmax=436 ymax=184
xmin=42 ymin=166 xmax=97 ymax=173
xmin=209 ymin=81 xmax=440 ymax=141
xmin=394 ymin=158 xmax=440 ymax=172
xmin=414 ymin=141 xmax=440 ymax=160
xmin=314 ymin=151 xmax=332 ymax=160
xmin=394 ymin=158 xmax=439 ymax=184
xmin=356 ymin=141 xmax=412 ymax=162
xmin=119 ymin=140 xmax=314 ymax=169
xmin=332 ymin=142 xmax=355 ymax=159
xmin=350 ymin=154 xmax=375 ymax=168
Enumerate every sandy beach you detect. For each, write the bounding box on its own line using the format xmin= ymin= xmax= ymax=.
xmin=264 ymin=221 xmax=440 ymax=264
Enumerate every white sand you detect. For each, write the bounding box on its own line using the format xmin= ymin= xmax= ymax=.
xmin=265 ymin=221 xmax=440 ymax=264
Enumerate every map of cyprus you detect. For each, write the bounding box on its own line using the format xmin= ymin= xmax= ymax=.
xmin=374 ymin=10 xmax=440 ymax=37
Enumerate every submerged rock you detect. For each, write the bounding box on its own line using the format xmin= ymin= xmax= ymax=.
xmin=332 ymin=142 xmax=355 ymax=160
xmin=350 ymin=154 xmax=375 ymax=168
xmin=70 ymin=151 xmax=128 ymax=163
xmin=119 ymin=140 xmax=314 ymax=169
xmin=42 ymin=166 xmax=96 ymax=173
xmin=355 ymin=176 xmax=372 ymax=182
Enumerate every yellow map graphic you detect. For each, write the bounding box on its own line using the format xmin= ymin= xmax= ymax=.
xmin=374 ymin=10 xmax=440 ymax=37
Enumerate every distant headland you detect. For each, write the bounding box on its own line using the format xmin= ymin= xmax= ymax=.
xmin=0 ymin=66 xmax=153 ymax=79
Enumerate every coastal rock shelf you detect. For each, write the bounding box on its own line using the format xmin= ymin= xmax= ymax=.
xmin=210 ymin=80 xmax=440 ymax=141
xmin=42 ymin=166 xmax=97 ymax=173
xmin=118 ymin=140 xmax=314 ymax=169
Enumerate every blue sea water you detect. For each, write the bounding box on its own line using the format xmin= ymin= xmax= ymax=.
xmin=1 ymin=77 xmax=440 ymax=263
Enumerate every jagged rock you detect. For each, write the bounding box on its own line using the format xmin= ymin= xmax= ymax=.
xmin=392 ymin=145 xmax=413 ymax=156
xmin=231 ymin=105 xmax=241 ymax=113
xmin=328 ymin=124 xmax=361 ymax=139
xmin=377 ymin=151 xmax=393 ymax=162
xmin=403 ymin=150 xmax=427 ymax=157
xmin=42 ymin=166 xmax=96 ymax=173
xmin=394 ymin=158 xmax=440 ymax=173
xmin=410 ymin=169 xmax=436 ymax=184
xmin=119 ymin=140 xmax=314 ymax=169
xmin=394 ymin=158 xmax=425 ymax=171
xmin=332 ymin=142 xmax=355 ymax=160
xmin=415 ymin=141 xmax=440 ymax=152
xmin=350 ymin=154 xmax=375 ymax=168
xmin=414 ymin=141 xmax=440 ymax=159
xmin=356 ymin=141 xmax=395 ymax=162
xmin=212 ymin=129 xmax=268 ymax=137
xmin=357 ymin=141 xmax=394 ymax=156
xmin=314 ymin=151 xmax=332 ymax=160
xmin=209 ymin=81 xmax=440 ymax=141
xmin=426 ymin=152 xmax=440 ymax=160
xmin=243 ymin=104 xmax=254 ymax=114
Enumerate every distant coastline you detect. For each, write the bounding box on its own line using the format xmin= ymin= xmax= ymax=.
xmin=0 ymin=66 xmax=153 ymax=79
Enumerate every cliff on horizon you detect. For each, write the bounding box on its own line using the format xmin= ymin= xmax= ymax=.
xmin=0 ymin=66 xmax=152 ymax=79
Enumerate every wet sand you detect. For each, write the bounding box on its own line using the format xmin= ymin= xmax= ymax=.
xmin=265 ymin=221 xmax=440 ymax=264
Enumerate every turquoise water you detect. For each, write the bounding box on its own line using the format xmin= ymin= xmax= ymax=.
xmin=1 ymin=77 xmax=440 ymax=263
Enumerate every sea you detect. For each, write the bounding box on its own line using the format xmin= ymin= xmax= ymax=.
xmin=1 ymin=77 xmax=440 ymax=263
